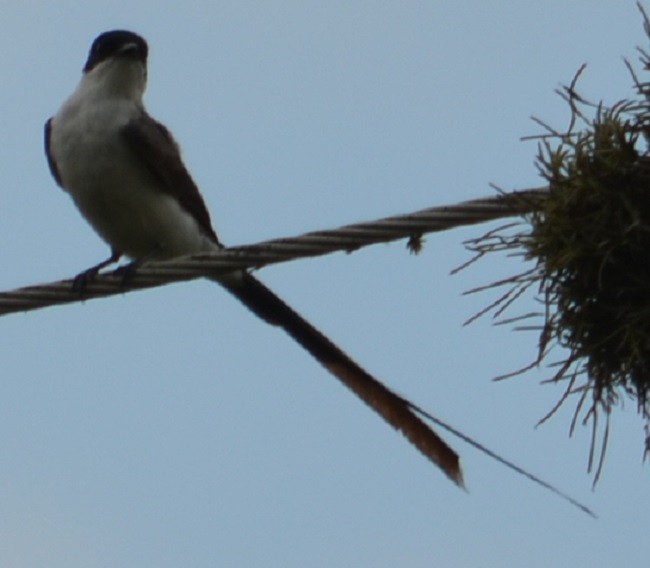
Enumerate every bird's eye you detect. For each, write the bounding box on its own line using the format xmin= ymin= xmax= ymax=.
xmin=84 ymin=31 xmax=147 ymax=73
xmin=91 ymin=39 xmax=105 ymax=56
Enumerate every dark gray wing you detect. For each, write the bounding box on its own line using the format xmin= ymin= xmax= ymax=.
xmin=44 ymin=118 xmax=63 ymax=187
xmin=121 ymin=113 xmax=221 ymax=245
xmin=124 ymin=112 xmax=463 ymax=485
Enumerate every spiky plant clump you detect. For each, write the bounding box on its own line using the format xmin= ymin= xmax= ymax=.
xmin=465 ymin=15 xmax=650 ymax=479
xmin=531 ymin=99 xmax=650 ymax=420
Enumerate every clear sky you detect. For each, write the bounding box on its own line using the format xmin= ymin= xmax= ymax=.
xmin=1 ymin=2 xmax=648 ymax=567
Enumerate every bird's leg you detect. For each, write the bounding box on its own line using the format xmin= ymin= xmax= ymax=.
xmin=72 ymin=248 xmax=123 ymax=293
xmin=112 ymin=258 xmax=142 ymax=287
xmin=111 ymin=244 xmax=163 ymax=287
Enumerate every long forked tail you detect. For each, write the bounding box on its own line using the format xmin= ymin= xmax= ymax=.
xmin=217 ymin=272 xmax=463 ymax=486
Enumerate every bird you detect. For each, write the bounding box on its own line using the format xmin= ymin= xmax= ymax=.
xmin=44 ymin=30 xmax=461 ymax=484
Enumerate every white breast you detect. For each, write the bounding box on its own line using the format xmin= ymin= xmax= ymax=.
xmin=49 ymin=74 xmax=218 ymax=260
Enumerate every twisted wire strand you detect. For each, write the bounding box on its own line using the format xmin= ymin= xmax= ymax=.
xmin=0 ymin=187 xmax=547 ymax=317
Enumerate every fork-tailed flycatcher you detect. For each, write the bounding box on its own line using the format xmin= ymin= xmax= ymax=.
xmin=44 ymin=30 xmax=461 ymax=484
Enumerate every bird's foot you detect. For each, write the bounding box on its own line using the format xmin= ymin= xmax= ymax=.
xmin=112 ymin=260 xmax=141 ymax=288
xmin=71 ymin=250 xmax=122 ymax=294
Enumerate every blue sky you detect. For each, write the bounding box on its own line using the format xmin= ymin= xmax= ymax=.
xmin=1 ymin=2 xmax=648 ymax=567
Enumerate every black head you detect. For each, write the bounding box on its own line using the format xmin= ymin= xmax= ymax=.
xmin=83 ymin=30 xmax=148 ymax=73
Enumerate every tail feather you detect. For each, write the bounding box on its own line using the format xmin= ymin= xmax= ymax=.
xmin=217 ymin=273 xmax=463 ymax=486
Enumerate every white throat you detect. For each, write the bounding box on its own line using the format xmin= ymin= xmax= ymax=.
xmin=78 ymin=57 xmax=147 ymax=103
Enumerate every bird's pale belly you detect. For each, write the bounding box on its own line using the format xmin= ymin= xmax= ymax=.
xmin=70 ymin=177 xmax=218 ymax=260
xmin=55 ymin=128 xmax=216 ymax=260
